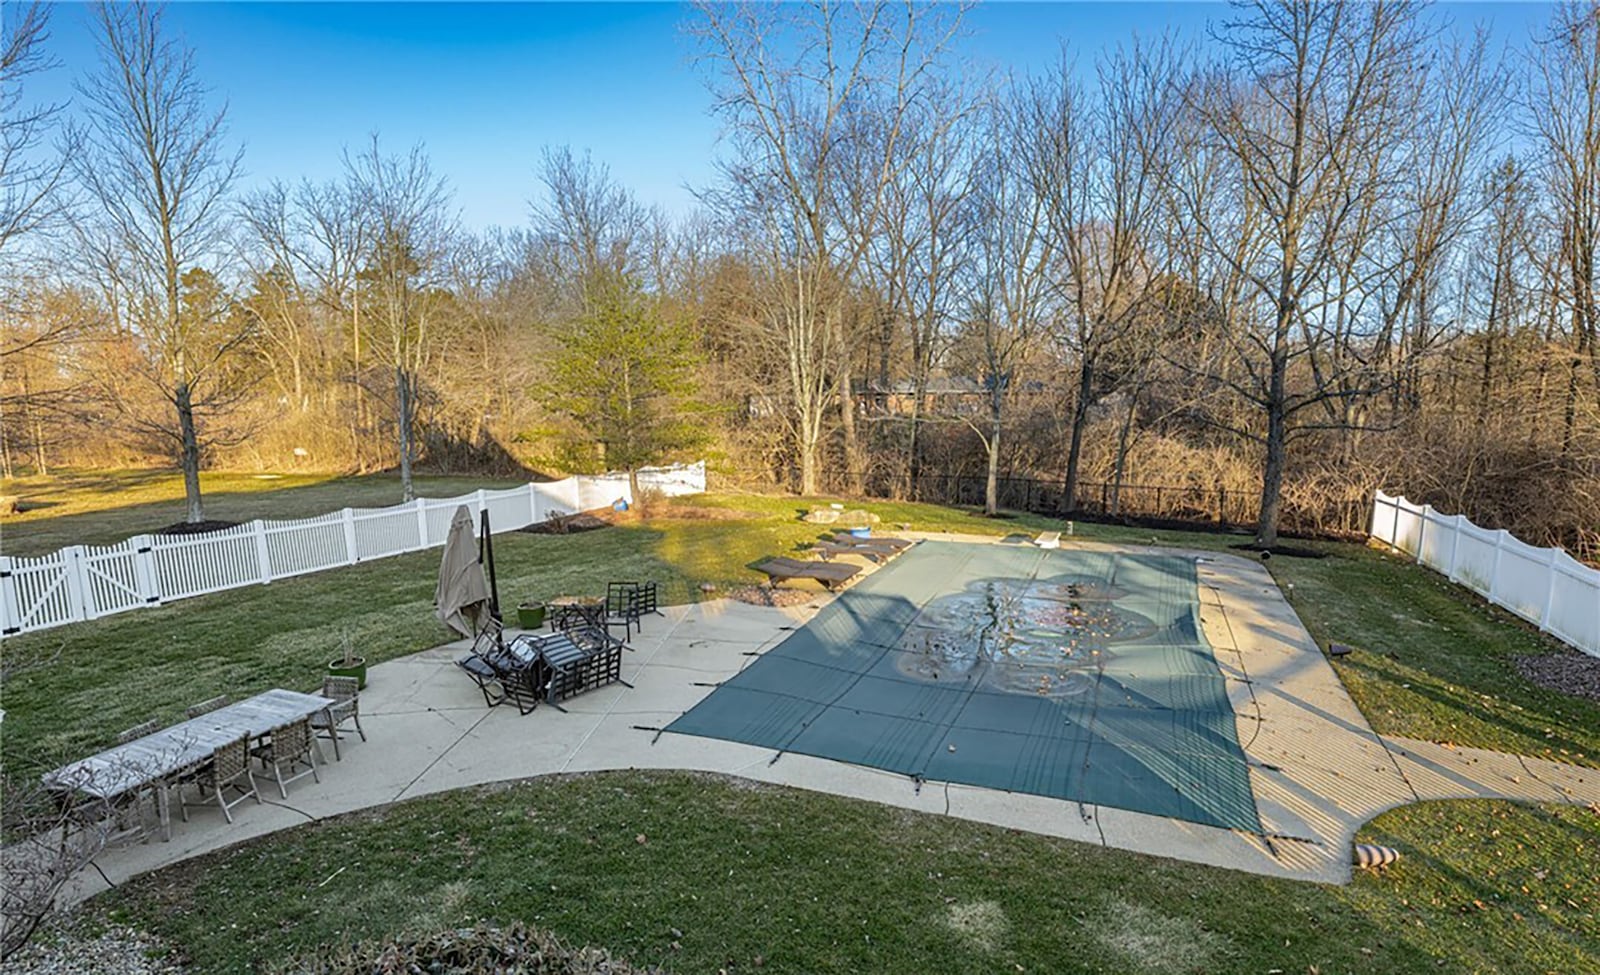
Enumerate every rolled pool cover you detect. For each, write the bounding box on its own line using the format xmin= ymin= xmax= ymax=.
xmin=1353 ymin=844 xmax=1401 ymax=868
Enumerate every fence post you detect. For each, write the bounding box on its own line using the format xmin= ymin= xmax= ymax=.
xmin=0 ymin=556 xmax=19 ymax=635
xmin=341 ymin=509 xmax=359 ymax=564
xmin=415 ymin=497 xmax=430 ymax=550
xmin=1539 ymin=547 xmax=1560 ymax=631
xmin=1446 ymin=516 xmax=1463 ymax=583
xmin=62 ymin=545 xmax=91 ymax=623
xmin=1415 ymin=505 xmax=1429 ymax=565
xmin=527 ymin=482 xmax=540 ymax=526
xmin=252 ymin=520 xmax=273 ymax=584
xmin=476 ymin=488 xmax=488 ymax=520
xmin=132 ymin=535 xmax=161 ymax=605
xmin=1489 ymin=530 xmax=1508 ymax=602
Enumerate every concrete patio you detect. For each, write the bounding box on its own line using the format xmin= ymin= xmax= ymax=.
xmin=59 ymin=537 xmax=1600 ymax=907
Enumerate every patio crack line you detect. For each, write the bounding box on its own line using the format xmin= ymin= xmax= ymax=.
xmin=394 ymin=706 xmax=495 ymax=802
xmin=1372 ymin=739 xmax=1426 ymax=806
xmin=1512 ymin=752 xmax=1582 ymax=806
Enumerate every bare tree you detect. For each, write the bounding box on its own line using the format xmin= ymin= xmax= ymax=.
xmin=64 ymin=1 xmax=245 ymax=524
xmin=960 ymin=97 xmax=1056 ymax=515
xmin=690 ymin=1 xmax=963 ymax=495
xmin=1019 ymin=38 xmax=1187 ymax=514
xmin=868 ymin=73 xmax=980 ymax=495
xmin=530 ymin=145 xmax=650 ymax=308
xmin=1528 ymin=2 xmax=1600 ymax=451
xmin=0 ymin=1 xmax=64 ymax=265
xmin=1175 ymin=0 xmax=1431 ymax=547
xmin=345 ymin=137 xmax=455 ymax=501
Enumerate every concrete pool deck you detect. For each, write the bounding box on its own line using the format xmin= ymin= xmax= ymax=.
xmin=58 ymin=535 xmax=1600 ymax=906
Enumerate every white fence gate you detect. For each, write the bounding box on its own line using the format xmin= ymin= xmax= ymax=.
xmin=1369 ymin=490 xmax=1600 ymax=659
xmin=0 ymin=462 xmax=706 ymax=637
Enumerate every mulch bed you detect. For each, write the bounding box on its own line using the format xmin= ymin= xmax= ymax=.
xmin=1228 ymin=542 xmax=1327 ymax=559
xmin=518 ymin=513 xmax=613 ymax=535
xmin=1514 ymin=650 xmax=1600 ymax=704
xmin=726 ymin=585 xmax=820 ymax=608
xmin=155 ymin=519 xmax=241 ymax=535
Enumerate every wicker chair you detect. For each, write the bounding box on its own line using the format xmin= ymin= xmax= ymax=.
xmin=116 ymin=719 xmax=160 ymax=744
xmin=184 ymin=695 xmax=229 ymax=720
xmin=309 ymin=675 xmax=366 ymax=761
xmin=251 ymin=718 xmax=320 ymax=799
xmin=177 ymin=735 xmax=260 ymax=824
xmin=94 ymin=718 xmax=163 ymax=840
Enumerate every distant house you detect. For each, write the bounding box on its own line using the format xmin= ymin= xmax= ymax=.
xmin=860 ymin=375 xmax=1051 ymax=417
xmin=859 ymin=376 xmax=985 ymax=417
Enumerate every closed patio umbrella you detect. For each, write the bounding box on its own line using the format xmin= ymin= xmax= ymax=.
xmin=435 ymin=505 xmax=490 ymax=638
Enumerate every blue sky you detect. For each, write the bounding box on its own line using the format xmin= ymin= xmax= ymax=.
xmin=23 ymin=2 xmax=1555 ymax=231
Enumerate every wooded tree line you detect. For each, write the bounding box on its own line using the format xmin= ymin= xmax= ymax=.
xmin=1 ymin=1 xmax=1597 ymax=555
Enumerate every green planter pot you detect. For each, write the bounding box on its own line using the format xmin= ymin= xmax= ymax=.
xmin=328 ymin=657 xmax=368 ymax=690
xmin=516 ymin=603 xmax=547 ymax=629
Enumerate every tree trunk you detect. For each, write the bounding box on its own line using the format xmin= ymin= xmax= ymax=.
xmin=837 ymin=353 xmax=862 ymax=494
xmin=1110 ymin=392 xmax=1138 ymax=517
xmin=628 ymin=466 xmax=641 ymax=507
xmin=1256 ymin=394 xmax=1287 ymax=549
xmin=1062 ymin=352 xmax=1095 ymax=514
xmin=176 ymin=380 xmax=204 ymax=524
xmin=396 ymin=365 xmax=415 ymax=502
xmin=797 ymin=409 xmax=819 ymax=496
xmin=985 ymin=393 xmax=1002 ymax=516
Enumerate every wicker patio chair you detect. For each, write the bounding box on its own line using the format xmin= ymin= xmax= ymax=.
xmin=177 ymin=734 xmax=260 ymax=824
xmin=116 ymin=719 xmax=160 ymax=744
xmin=91 ymin=718 xmax=164 ymax=840
xmin=184 ymin=695 xmax=229 ymax=719
xmin=251 ymin=718 xmax=321 ymax=799
xmin=309 ymin=675 xmax=366 ymax=761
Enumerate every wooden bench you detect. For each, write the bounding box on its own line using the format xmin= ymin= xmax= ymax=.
xmin=754 ymin=557 xmax=862 ymax=590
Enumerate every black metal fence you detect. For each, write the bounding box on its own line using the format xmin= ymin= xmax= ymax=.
xmin=710 ymin=467 xmax=1368 ymax=539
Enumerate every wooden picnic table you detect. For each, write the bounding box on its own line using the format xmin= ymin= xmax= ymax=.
xmin=42 ymin=688 xmax=334 ymax=841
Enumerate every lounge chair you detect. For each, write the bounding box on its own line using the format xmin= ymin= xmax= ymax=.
xmin=827 ymin=533 xmax=913 ymax=552
xmin=753 ymin=557 xmax=861 ymax=590
xmin=811 ymin=540 xmax=887 ymax=564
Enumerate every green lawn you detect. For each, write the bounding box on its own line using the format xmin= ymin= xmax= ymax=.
xmin=3 ymin=491 xmax=1595 ymax=778
xmin=0 ymin=469 xmax=528 ymax=556
xmin=6 ymin=486 xmax=1600 ymax=972
xmin=86 ymin=772 xmax=1599 ymax=975
xmin=1266 ymin=542 xmax=1599 ymax=765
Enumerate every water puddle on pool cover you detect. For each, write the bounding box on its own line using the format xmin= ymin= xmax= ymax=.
xmin=894 ymin=577 xmax=1158 ymax=698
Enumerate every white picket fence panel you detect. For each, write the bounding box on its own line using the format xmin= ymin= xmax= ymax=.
xmin=1370 ymin=490 xmax=1600 ymax=658
xmin=0 ymin=462 xmax=706 ymax=637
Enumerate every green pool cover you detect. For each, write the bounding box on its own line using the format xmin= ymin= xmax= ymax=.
xmin=668 ymin=541 xmax=1262 ymax=832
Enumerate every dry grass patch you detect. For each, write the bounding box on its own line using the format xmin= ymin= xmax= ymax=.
xmin=941 ymin=899 xmax=1009 ymax=953
xmin=1085 ymin=897 xmax=1231 ymax=973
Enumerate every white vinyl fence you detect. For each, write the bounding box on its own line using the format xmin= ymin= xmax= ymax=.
xmin=0 ymin=462 xmax=706 ymax=638
xmin=1370 ymin=490 xmax=1600 ymax=659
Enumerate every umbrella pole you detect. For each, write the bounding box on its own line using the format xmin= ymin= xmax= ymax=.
xmin=480 ymin=508 xmax=502 ymax=622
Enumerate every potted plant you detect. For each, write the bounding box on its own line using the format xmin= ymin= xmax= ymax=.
xmin=328 ymin=630 xmax=368 ymax=689
xmin=516 ymin=601 xmax=547 ymax=629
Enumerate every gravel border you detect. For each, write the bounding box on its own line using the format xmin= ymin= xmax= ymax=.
xmin=1514 ymin=650 xmax=1600 ymax=704
xmin=0 ymin=921 xmax=184 ymax=975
